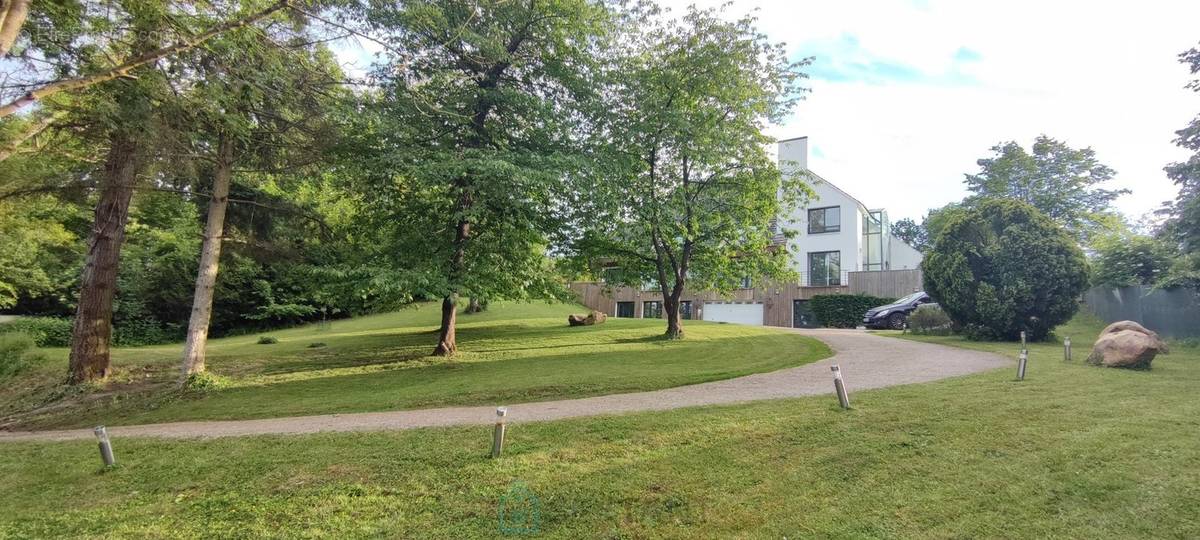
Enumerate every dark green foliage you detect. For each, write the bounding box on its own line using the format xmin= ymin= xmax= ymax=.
xmin=964 ymin=135 xmax=1125 ymax=244
xmin=0 ymin=317 xmax=73 ymax=347
xmin=1090 ymin=233 xmax=1172 ymax=287
xmin=907 ymin=305 xmax=953 ymax=335
xmin=112 ymin=315 xmax=177 ymax=347
xmin=0 ymin=333 xmax=44 ymax=379
xmin=891 ymin=218 xmax=929 ymax=252
xmin=256 ymin=336 xmax=278 ymax=345
xmin=810 ymin=294 xmax=896 ymax=328
xmin=1162 ymin=43 xmax=1200 ymax=259
xmin=922 ymin=199 xmax=1088 ymax=341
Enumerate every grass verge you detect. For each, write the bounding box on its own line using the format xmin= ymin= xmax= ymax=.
xmin=1 ymin=302 xmax=829 ymax=430
xmin=1 ymin=313 xmax=1197 ymax=538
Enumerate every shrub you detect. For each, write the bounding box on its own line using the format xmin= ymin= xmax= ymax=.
xmin=113 ymin=317 xmax=178 ymax=347
xmin=257 ymin=336 xmax=279 ymax=345
xmin=183 ymin=371 xmax=229 ymax=392
xmin=0 ymin=317 xmax=73 ymax=347
xmin=907 ymin=304 xmax=953 ymax=335
xmin=0 ymin=333 xmax=45 ymax=379
xmin=810 ymin=294 xmax=896 ymax=328
xmin=922 ymin=199 xmax=1088 ymax=341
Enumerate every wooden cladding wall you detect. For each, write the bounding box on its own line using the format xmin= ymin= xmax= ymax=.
xmin=568 ymin=281 xmax=849 ymax=328
xmin=847 ymin=269 xmax=924 ymax=299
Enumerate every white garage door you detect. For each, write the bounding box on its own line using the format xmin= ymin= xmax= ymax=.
xmin=702 ymin=302 xmax=764 ymax=326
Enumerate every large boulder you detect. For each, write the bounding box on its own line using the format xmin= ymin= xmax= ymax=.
xmin=1086 ymin=320 xmax=1170 ymax=370
xmin=567 ymin=311 xmax=607 ymax=327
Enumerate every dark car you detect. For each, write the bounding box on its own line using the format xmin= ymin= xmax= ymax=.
xmin=863 ymin=291 xmax=934 ymax=329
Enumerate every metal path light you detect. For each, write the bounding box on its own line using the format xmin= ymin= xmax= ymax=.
xmin=94 ymin=426 xmax=115 ymax=467
xmin=491 ymin=407 xmax=508 ymax=458
xmin=831 ymin=365 xmax=851 ymax=409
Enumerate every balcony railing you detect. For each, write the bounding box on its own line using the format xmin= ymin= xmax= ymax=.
xmin=796 ymin=271 xmax=850 ymax=287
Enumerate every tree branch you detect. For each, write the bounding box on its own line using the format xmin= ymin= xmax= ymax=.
xmin=0 ymin=0 xmax=290 ymax=118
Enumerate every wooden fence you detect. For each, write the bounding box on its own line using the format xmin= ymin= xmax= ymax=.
xmin=848 ymin=269 xmax=923 ymax=299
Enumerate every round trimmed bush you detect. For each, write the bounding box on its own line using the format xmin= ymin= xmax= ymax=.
xmin=921 ymin=199 xmax=1088 ymax=341
xmin=907 ymin=304 xmax=952 ymax=335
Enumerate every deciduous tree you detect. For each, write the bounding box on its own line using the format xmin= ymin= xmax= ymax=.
xmin=1162 ymin=43 xmax=1200 ymax=255
xmin=964 ymin=135 xmax=1126 ymax=244
xmin=568 ymin=5 xmax=808 ymax=339
xmin=359 ymin=0 xmax=609 ymax=355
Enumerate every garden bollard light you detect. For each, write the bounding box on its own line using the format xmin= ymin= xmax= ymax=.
xmin=491 ymin=407 xmax=508 ymax=458
xmin=1064 ymin=337 xmax=1072 ymax=362
xmin=94 ymin=426 xmax=115 ymax=467
xmin=1020 ymin=331 xmax=1027 ymax=349
xmin=831 ymin=365 xmax=850 ymax=409
xmin=1017 ymin=349 xmax=1028 ymax=381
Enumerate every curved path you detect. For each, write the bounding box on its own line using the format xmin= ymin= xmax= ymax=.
xmin=0 ymin=330 xmax=1008 ymax=442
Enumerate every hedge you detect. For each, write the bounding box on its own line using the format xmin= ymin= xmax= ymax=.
xmin=0 ymin=332 xmax=44 ymax=379
xmin=0 ymin=317 xmax=73 ymax=347
xmin=810 ymin=294 xmax=896 ymax=328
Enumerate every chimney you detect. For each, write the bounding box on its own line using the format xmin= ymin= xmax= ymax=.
xmin=777 ymin=136 xmax=808 ymax=175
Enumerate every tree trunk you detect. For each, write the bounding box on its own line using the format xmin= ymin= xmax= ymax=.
xmin=432 ymin=294 xmax=458 ymax=355
xmin=663 ymin=292 xmax=684 ymax=340
xmin=67 ymin=133 xmax=141 ymax=384
xmin=179 ymin=136 xmax=234 ymax=383
xmin=432 ymin=187 xmax=471 ymax=356
xmin=0 ymin=0 xmax=30 ymax=57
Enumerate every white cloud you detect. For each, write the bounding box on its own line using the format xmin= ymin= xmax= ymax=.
xmin=658 ymin=0 xmax=1200 ymax=223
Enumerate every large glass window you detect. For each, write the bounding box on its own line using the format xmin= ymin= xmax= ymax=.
xmin=808 ymin=251 xmax=842 ymax=286
xmin=616 ymin=302 xmax=635 ymax=318
xmin=863 ymin=210 xmax=885 ymax=271
xmin=808 ymin=206 xmax=841 ymax=234
xmin=643 ymin=301 xmax=662 ymax=319
xmin=680 ymin=301 xmax=693 ymax=320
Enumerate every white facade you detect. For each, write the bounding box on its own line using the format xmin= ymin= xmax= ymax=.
xmin=777 ymin=137 xmax=922 ymax=285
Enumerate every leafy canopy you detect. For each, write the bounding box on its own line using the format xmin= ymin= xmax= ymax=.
xmin=568 ymin=5 xmax=809 ymax=303
xmin=964 ymin=135 xmax=1126 ymax=244
xmin=350 ymin=0 xmax=611 ymax=303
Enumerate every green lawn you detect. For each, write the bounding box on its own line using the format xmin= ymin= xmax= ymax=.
xmin=1 ymin=302 xmax=829 ymax=430
xmin=3 ymin=312 xmax=1198 ymax=538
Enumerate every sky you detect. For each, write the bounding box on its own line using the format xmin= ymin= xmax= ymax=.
xmin=333 ymin=0 xmax=1200 ymax=225
xmin=654 ymin=0 xmax=1200 ymax=223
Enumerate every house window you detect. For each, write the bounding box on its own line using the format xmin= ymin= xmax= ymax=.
xmin=601 ymin=266 xmax=621 ymax=283
xmin=680 ymin=301 xmax=693 ymax=320
xmin=739 ymin=276 xmax=752 ymax=289
xmin=808 ymin=251 xmax=842 ymax=286
xmin=863 ymin=210 xmax=885 ymax=271
xmin=643 ymin=301 xmax=662 ymax=319
xmin=808 ymin=206 xmax=841 ymax=234
xmin=616 ymin=302 xmax=635 ymax=318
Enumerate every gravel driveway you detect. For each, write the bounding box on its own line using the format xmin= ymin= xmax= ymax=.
xmin=0 ymin=330 xmax=1008 ymax=442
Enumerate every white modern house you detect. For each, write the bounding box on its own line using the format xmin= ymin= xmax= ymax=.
xmin=571 ymin=136 xmax=926 ymax=328
xmin=777 ymin=136 xmax=923 ymax=286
